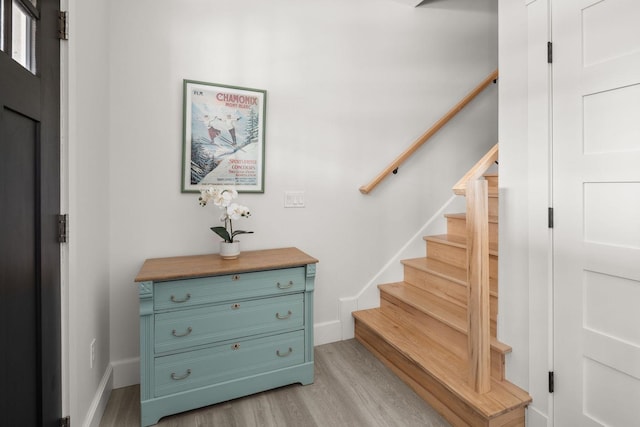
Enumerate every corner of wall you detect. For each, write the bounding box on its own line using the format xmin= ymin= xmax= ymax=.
xmin=111 ymin=357 xmax=140 ymax=389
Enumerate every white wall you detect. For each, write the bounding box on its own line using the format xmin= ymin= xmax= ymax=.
xmin=497 ymin=0 xmax=529 ymax=387
xmin=65 ymin=0 xmax=499 ymax=423
xmin=106 ymin=0 xmax=498 ymax=385
xmin=64 ymin=0 xmax=112 ymax=425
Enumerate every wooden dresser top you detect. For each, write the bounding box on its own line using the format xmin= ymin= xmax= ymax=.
xmin=135 ymin=247 xmax=318 ymax=282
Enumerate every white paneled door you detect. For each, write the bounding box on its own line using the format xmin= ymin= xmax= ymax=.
xmin=553 ymin=0 xmax=640 ymax=425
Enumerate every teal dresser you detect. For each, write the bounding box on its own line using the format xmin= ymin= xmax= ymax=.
xmin=134 ymin=247 xmax=318 ymax=426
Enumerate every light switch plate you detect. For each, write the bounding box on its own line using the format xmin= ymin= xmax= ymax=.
xmin=284 ymin=191 xmax=305 ymax=208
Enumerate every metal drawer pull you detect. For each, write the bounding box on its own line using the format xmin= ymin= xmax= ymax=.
xmin=276 ymin=310 xmax=292 ymax=320
xmin=277 ymin=280 xmax=294 ymax=289
xmin=277 ymin=347 xmax=293 ymax=357
xmin=170 ymin=293 xmax=191 ymax=303
xmin=171 ymin=369 xmax=192 ymax=381
xmin=172 ymin=327 xmax=192 ymax=337
xmin=231 ymin=343 xmax=241 ymax=350
xmin=231 ymin=303 xmax=241 ymax=310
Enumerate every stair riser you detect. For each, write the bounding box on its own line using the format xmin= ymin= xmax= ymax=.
xmin=403 ymin=265 xmax=498 ymax=329
xmin=380 ymin=296 xmax=503 ymax=379
xmin=447 ymin=217 xmax=498 ymax=245
xmin=426 ymin=241 xmax=498 ymax=280
xmin=355 ymin=320 xmax=525 ymax=427
xmin=404 ymin=264 xmax=466 ymax=307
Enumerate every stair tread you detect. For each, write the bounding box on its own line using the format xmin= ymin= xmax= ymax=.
xmin=445 ymin=212 xmax=499 ymax=224
xmin=401 ymin=257 xmax=498 ymax=296
xmin=378 ymin=282 xmax=511 ymax=354
xmin=424 ymin=234 xmax=498 ymax=255
xmin=353 ymin=308 xmax=531 ymax=417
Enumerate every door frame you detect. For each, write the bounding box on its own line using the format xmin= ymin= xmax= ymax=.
xmin=59 ymin=0 xmax=70 ymax=420
xmin=498 ymin=1 xmax=555 ymax=426
xmin=526 ymin=1 xmax=555 ymax=425
xmin=59 ymin=1 xmax=69 ymax=421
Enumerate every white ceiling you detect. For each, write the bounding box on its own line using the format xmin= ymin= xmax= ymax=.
xmin=385 ymin=0 xmax=426 ymax=7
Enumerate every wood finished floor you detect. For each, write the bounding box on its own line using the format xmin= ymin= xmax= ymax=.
xmin=100 ymin=339 xmax=450 ymax=427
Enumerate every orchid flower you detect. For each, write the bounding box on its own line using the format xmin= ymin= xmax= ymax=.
xmin=199 ymin=186 xmax=253 ymax=243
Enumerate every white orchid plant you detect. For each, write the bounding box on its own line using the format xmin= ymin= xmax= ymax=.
xmin=198 ymin=186 xmax=253 ymax=243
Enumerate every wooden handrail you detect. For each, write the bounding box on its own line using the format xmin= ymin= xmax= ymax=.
xmin=452 ymin=143 xmax=498 ymax=195
xmin=359 ymin=69 xmax=499 ymax=194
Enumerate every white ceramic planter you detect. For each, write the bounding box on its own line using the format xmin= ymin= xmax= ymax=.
xmin=219 ymin=241 xmax=240 ymax=260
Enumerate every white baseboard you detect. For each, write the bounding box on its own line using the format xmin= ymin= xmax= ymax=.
xmin=314 ymin=320 xmax=342 ymax=346
xmin=339 ymin=297 xmax=358 ymax=340
xmin=111 ymin=356 xmax=140 ymax=388
xmin=82 ymin=364 xmax=113 ymax=427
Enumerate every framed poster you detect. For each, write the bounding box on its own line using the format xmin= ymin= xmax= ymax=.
xmin=182 ymin=80 xmax=266 ymax=193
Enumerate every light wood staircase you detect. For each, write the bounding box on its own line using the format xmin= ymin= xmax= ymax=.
xmin=353 ymin=156 xmax=532 ymax=426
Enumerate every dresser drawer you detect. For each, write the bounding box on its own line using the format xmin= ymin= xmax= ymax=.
xmin=154 ymin=267 xmax=305 ymax=311
xmin=154 ymin=330 xmax=305 ymax=397
xmin=154 ymin=293 xmax=304 ymax=354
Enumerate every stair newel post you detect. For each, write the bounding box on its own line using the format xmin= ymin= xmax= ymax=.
xmin=466 ymin=178 xmax=491 ymax=394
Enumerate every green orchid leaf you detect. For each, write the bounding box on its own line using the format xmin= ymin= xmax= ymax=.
xmin=231 ymin=230 xmax=254 ymax=238
xmin=210 ymin=226 xmax=231 ymax=242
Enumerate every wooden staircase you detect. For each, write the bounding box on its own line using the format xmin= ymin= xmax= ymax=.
xmin=352 ymin=170 xmax=532 ymax=426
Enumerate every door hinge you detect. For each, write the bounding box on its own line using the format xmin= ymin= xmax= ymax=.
xmin=548 ymin=207 xmax=554 ymax=228
xmin=548 ymin=371 xmax=555 ymax=393
xmin=60 ymin=416 xmax=70 ymax=427
xmin=57 ymin=11 xmax=69 ymax=40
xmin=58 ymin=214 xmax=68 ymax=243
xmin=547 ymin=41 xmax=553 ymax=64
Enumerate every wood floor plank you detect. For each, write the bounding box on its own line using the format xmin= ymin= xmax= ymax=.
xmin=99 ymin=340 xmax=451 ymax=427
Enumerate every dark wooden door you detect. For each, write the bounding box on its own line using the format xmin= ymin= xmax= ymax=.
xmin=0 ymin=0 xmax=61 ymax=425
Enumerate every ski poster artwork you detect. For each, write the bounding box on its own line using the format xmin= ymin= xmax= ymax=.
xmin=183 ymin=80 xmax=265 ymax=193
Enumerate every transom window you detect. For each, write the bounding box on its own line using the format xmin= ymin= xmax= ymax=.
xmin=1 ymin=0 xmax=39 ymax=73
